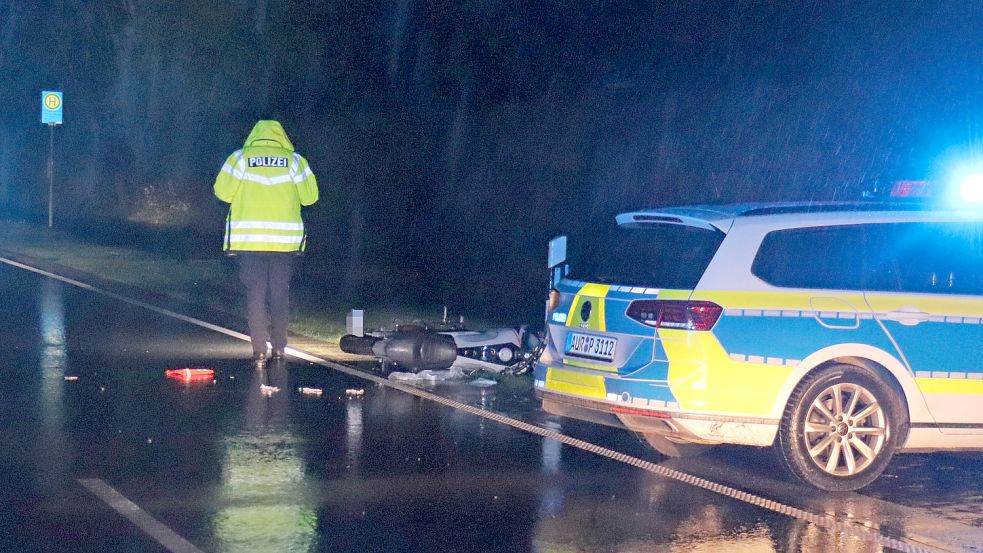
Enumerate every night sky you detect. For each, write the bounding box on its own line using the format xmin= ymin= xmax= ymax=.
xmin=2 ymin=1 xmax=982 ymax=321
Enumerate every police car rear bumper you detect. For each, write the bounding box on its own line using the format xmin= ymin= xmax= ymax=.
xmin=536 ymin=389 xmax=780 ymax=447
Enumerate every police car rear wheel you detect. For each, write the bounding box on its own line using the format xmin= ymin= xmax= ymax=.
xmin=776 ymin=364 xmax=903 ymax=492
xmin=642 ymin=433 xmax=714 ymax=458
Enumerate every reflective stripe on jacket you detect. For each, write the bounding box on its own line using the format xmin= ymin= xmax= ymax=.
xmin=214 ymin=120 xmax=318 ymax=252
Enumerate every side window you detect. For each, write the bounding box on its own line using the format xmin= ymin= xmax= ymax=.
xmin=752 ymin=225 xmax=867 ymax=290
xmin=867 ymin=223 xmax=983 ymax=295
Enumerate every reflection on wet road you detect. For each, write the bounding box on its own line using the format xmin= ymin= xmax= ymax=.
xmin=0 ymin=260 xmax=980 ymax=552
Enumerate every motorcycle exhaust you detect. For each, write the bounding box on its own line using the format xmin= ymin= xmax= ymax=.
xmin=340 ymin=332 xmax=459 ymax=371
xmin=373 ymin=333 xmax=458 ymax=371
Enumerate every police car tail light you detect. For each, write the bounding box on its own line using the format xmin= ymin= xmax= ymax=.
xmin=626 ymin=300 xmax=723 ymax=331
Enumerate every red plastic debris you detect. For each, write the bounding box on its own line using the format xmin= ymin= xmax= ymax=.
xmin=165 ymin=368 xmax=216 ymax=383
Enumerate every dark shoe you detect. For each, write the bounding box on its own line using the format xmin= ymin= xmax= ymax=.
xmin=252 ymin=352 xmax=268 ymax=370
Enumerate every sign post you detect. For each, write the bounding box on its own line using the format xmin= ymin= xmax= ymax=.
xmin=41 ymin=90 xmax=63 ymax=228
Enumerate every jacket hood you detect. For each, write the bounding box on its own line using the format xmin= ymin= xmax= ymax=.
xmin=243 ymin=120 xmax=295 ymax=151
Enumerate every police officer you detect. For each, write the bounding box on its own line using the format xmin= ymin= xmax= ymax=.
xmin=214 ymin=120 xmax=319 ymax=369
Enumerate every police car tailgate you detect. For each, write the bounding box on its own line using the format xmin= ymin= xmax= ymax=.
xmin=547 ymin=281 xmax=664 ymax=376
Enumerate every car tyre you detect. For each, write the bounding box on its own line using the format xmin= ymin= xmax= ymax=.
xmin=642 ymin=432 xmax=715 ymax=458
xmin=775 ymin=363 xmax=905 ymax=491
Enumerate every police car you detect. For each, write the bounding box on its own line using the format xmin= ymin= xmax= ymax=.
xmin=535 ymin=183 xmax=983 ymax=491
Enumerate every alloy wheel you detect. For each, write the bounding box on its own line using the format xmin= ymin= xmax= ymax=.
xmin=803 ymin=382 xmax=887 ymax=476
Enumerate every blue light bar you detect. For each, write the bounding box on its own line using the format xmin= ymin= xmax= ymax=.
xmin=959 ymin=174 xmax=983 ymax=203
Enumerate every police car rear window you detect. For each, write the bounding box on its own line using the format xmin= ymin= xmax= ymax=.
xmin=752 ymin=226 xmax=867 ymax=290
xmin=567 ymin=224 xmax=724 ymax=289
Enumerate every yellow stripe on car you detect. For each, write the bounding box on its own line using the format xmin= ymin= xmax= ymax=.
xmin=566 ymin=283 xmax=610 ymax=331
xmin=696 ymin=290 xmax=868 ymax=312
xmin=661 ymin=329 xmax=793 ymax=416
xmin=866 ymin=294 xmax=983 ymax=319
xmin=545 ymin=368 xmax=607 ymax=399
xmin=915 ymin=377 xmax=983 ymax=395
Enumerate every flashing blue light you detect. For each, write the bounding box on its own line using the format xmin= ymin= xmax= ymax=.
xmin=959 ymin=174 xmax=983 ymax=203
xmin=938 ymin=154 xmax=983 ymax=207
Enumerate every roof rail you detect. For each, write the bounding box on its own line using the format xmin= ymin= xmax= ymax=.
xmin=739 ymin=202 xmax=934 ymax=217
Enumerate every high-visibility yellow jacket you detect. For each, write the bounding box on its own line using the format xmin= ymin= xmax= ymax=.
xmin=214 ymin=120 xmax=319 ymax=252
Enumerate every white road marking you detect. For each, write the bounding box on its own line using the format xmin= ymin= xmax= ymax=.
xmin=0 ymin=257 xmax=250 ymax=341
xmin=77 ymin=478 xmax=204 ymax=553
xmin=2 ymin=256 xmax=968 ymax=553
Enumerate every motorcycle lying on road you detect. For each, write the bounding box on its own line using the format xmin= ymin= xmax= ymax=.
xmin=339 ymin=313 xmax=543 ymax=375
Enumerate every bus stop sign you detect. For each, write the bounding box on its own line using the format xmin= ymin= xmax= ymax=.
xmin=41 ymin=91 xmax=63 ymax=125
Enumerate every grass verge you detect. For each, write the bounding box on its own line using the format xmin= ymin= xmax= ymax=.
xmin=0 ymin=219 xmax=497 ymax=345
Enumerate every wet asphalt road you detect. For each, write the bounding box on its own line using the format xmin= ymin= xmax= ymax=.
xmin=0 ymin=260 xmax=981 ymax=553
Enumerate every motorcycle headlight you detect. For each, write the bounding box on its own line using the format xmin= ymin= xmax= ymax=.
xmin=497 ymin=347 xmax=514 ymax=363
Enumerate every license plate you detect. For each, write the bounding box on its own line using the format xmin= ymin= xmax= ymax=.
xmin=565 ymin=332 xmax=617 ymax=362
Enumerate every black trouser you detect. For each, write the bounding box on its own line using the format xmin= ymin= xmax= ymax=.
xmin=238 ymin=252 xmax=293 ymax=356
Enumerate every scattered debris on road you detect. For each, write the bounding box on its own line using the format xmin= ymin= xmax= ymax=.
xmin=165 ymin=368 xmax=216 ymax=383
xmin=388 ymin=367 xmax=464 ymax=382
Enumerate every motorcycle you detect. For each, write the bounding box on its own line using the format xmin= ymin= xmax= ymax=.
xmin=339 ymin=310 xmax=543 ymax=375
